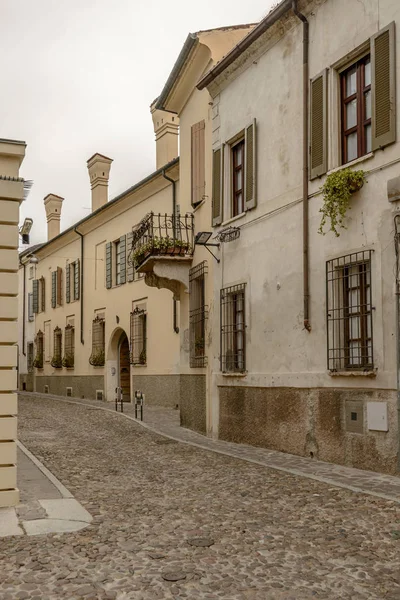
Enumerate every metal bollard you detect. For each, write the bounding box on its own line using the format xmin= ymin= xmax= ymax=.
xmin=115 ymin=386 xmax=123 ymax=412
xmin=134 ymin=390 xmax=144 ymax=421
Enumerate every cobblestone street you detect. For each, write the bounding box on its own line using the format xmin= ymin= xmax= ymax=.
xmin=1 ymin=395 xmax=400 ymax=599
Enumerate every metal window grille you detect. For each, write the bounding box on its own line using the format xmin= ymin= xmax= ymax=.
xmin=326 ymin=250 xmax=374 ymax=371
xmin=34 ymin=330 xmax=44 ymax=369
xmin=189 ymin=261 xmax=208 ymax=367
xmin=220 ymin=283 xmax=246 ymax=373
xmin=64 ymin=324 xmax=75 ymax=368
xmin=51 ymin=327 xmax=62 ymax=368
xmin=27 ymin=342 xmax=34 ymax=373
xmin=89 ymin=316 xmax=105 ymax=366
xmin=130 ymin=307 xmax=147 ymax=365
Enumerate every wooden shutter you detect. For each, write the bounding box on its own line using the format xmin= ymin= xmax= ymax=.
xmin=105 ymin=242 xmax=112 ymax=289
xmin=310 ymin=69 xmax=328 ymax=180
xmin=245 ymin=119 xmax=257 ymax=210
xmin=74 ymin=259 xmax=80 ymax=300
xmin=191 ymin=120 xmax=205 ymax=206
xmin=40 ymin=277 xmax=45 ymax=312
xmin=56 ymin=267 xmax=62 ymax=306
xmin=32 ymin=279 xmax=39 ymax=314
xmin=51 ymin=271 xmax=56 ymax=308
xmin=126 ymin=231 xmax=134 ymax=282
xmin=371 ymin=22 xmax=396 ymax=151
xmin=66 ymin=264 xmax=71 ymax=304
xmin=212 ymin=146 xmax=224 ymax=226
xmin=119 ymin=235 xmax=126 ymax=284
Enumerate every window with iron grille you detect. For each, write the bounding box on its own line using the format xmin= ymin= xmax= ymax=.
xmin=51 ymin=327 xmax=62 ymax=368
xmin=326 ymin=251 xmax=374 ymax=371
xmin=220 ymin=283 xmax=246 ymax=373
xmin=63 ymin=324 xmax=75 ymax=368
xmin=27 ymin=342 xmax=34 ymax=373
xmin=89 ymin=316 xmax=105 ymax=366
xmin=33 ymin=330 xmax=44 ymax=369
xmin=130 ymin=306 xmax=147 ymax=365
xmin=189 ymin=261 xmax=208 ymax=367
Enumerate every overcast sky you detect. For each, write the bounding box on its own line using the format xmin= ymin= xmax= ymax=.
xmin=2 ymin=0 xmax=273 ymax=245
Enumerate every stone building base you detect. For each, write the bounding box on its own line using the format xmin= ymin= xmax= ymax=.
xmin=218 ymin=386 xmax=398 ymax=474
xmin=19 ymin=373 xmax=34 ymax=392
xmin=35 ymin=376 xmax=104 ymax=401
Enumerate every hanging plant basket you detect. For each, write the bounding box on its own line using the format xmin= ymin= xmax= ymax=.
xmin=318 ymin=168 xmax=366 ymax=237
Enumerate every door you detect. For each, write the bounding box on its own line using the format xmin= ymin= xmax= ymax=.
xmin=119 ymin=334 xmax=131 ymax=402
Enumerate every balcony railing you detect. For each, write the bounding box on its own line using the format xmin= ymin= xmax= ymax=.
xmin=130 ymin=212 xmax=194 ymax=268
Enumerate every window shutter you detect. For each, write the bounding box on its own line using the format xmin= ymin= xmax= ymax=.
xmin=66 ymin=264 xmax=71 ymax=304
xmin=106 ymin=242 xmax=112 ymax=289
xmin=245 ymin=119 xmax=257 ymax=210
xmin=119 ymin=235 xmax=126 ymax=284
xmin=371 ymin=22 xmax=396 ymax=151
xmin=191 ymin=120 xmax=205 ymax=206
xmin=40 ymin=277 xmax=45 ymax=312
xmin=51 ymin=271 xmax=56 ymax=308
xmin=310 ymin=69 xmax=328 ymax=180
xmin=75 ymin=259 xmax=80 ymax=300
xmin=56 ymin=267 xmax=62 ymax=306
xmin=32 ymin=280 xmax=39 ymax=314
xmin=126 ymin=232 xmax=134 ymax=282
xmin=212 ymin=146 xmax=224 ymax=226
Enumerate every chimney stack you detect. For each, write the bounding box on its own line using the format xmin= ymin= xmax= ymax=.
xmin=87 ymin=153 xmax=113 ymax=212
xmin=44 ymin=194 xmax=63 ymax=241
xmin=151 ymin=102 xmax=179 ymax=169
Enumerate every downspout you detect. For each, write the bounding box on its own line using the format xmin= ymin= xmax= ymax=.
xmin=292 ymin=0 xmax=311 ymax=332
xmin=22 ymin=261 xmax=26 ymax=356
xmin=74 ymin=227 xmax=84 ymax=344
xmin=394 ymin=215 xmax=400 ymax=471
xmin=162 ymin=169 xmax=180 ymax=334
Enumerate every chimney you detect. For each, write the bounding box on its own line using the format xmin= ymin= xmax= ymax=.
xmin=44 ymin=194 xmax=63 ymax=241
xmin=151 ymin=102 xmax=179 ymax=169
xmin=87 ymin=153 xmax=113 ymax=212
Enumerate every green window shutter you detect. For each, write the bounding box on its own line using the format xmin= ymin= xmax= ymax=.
xmin=51 ymin=271 xmax=56 ymax=308
xmin=310 ymin=69 xmax=328 ymax=180
xmin=32 ymin=279 xmax=39 ymax=314
xmin=212 ymin=146 xmax=224 ymax=226
xmin=119 ymin=235 xmax=126 ymax=284
xmin=371 ymin=22 xmax=396 ymax=151
xmin=245 ymin=119 xmax=257 ymax=211
xmin=40 ymin=277 xmax=45 ymax=312
xmin=75 ymin=259 xmax=80 ymax=300
xmin=66 ymin=264 xmax=71 ymax=304
xmin=126 ymin=232 xmax=134 ymax=282
xmin=105 ymin=242 xmax=112 ymax=289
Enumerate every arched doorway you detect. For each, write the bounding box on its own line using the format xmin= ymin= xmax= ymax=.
xmin=118 ymin=332 xmax=131 ymax=402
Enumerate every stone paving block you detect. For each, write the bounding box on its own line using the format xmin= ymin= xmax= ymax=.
xmin=0 ymin=507 xmax=22 ymax=537
xmin=39 ymin=499 xmax=92 ymax=523
xmin=23 ymin=518 xmax=90 ymax=536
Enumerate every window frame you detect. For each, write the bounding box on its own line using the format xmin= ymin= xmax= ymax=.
xmin=189 ymin=261 xmax=208 ymax=368
xmin=130 ymin=305 xmax=147 ymax=366
xmin=220 ymin=283 xmax=246 ymax=374
xmin=115 ymin=240 xmax=121 ymax=286
xmin=231 ymin=137 xmax=245 ymax=218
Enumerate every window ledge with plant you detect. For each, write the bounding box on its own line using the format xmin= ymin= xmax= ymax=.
xmin=318 ymin=168 xmax=366 ymax=237
xmin=33 ymin=355 xmax=43 ymax=370
xmin=89 ymin=349 xmax=105 ymax=367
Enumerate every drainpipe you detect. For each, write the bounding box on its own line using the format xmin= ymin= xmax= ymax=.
xmin=162 ymin=169 xmax=180 ymax=334
xmin=292 ymin=0 xmax=311 ymax=332
xmin=74 ymin=227 xmax=84 ymax=344
xmin=22 ymin=262 xmax=26 ymax=356
xmin=394 ymin=216 xmax=400 ymax=471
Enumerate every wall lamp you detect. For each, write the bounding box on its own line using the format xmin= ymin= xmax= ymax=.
xmin=194 ymin=231 xmax=220 ymax=263
xmin=19 ymin=217 xmax=33 ymax=245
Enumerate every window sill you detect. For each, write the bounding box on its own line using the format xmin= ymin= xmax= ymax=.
xmin=193 ymin=199 xmax=205 ymax=213
xmin=328 ymin=369 xmax=377 ymax=378
xmin=328 ymin=152 xmax=374 ymax=176
xmin=222 ymin=371 xmax=247 ymax=378
xmin=221 ymin=212 xmax=246 ymax=228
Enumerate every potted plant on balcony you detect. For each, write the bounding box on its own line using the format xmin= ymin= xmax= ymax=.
xmin=139 ymin=349 xmax=146 ymax=365
xmin=318 ymin=168 xmax=366 ymax=237
xmin=33 ymin=353 xmax=43 ymax=369
xmin=62 ymin=353 xmax=74 ymax=369
xmin=50 ymin=355 xmax=63 ymax=369
xmin=89 ymin=349 xmax=105 ymax=367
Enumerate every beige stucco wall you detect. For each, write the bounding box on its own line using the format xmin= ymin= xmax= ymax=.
xmin=205 ymin=0 xmax=400 ymax=471
xmin=0 ymin=138 xmax=26 ymax=507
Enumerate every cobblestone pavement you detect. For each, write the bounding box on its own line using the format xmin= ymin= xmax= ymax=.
xmin=2 ymin=396 xmax=400 ymax=599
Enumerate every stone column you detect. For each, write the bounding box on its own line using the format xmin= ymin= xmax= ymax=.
xmin=0 ymin=138 xmax=26 ymax=508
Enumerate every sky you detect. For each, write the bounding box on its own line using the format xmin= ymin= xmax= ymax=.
xmin=2 ymin=0 xmax=274 ymax=245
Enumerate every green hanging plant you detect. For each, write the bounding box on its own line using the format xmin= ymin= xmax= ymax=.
xmin=318 ymin=168 xmax=366 ymax=237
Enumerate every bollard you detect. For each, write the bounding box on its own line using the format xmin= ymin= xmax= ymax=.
xmin=115 ymin=386 xmax=123 ymax=412
xmin=134 ymin=390 xmax=144 ymax=421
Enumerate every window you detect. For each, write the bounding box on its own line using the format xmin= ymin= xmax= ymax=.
xmin=326 ymin=251 xmax=373 ymax=371
xmin=27 ymin=342 xmax=34 ymax=372
xmin=115 ymin=240 xmax=121 ymax=285
xmin=28 ymin=293 xmax=34 ymax=321
xmin=44 ymin=321 xmax=51 ymax=362
xmin=232 ymin=139 xmax=245 ymax=217
xmin=39 ymin=277 xmax=45 ymax=312
xmin=63 ymin=324 xmax=75 ymax=368
xmin=29 ymin=266 xmax=34 ymax=279
xmin=189 ymin=262 xmax=208 ymax=367
xmin=51 ymin=327 xmax=62 ymax=369
xmin=341 ymin=55 xmax=371 ymax=163
xmin=33 ymin=277 xmax=46 ymax=313
xmin=51 ymin=268 xmax=62 ymax=308
xmin=130 ymin=305 xmax=147 ymax=365
xmin=66 ymin=260 xmax=80 ymax=303
xmin=34 ymin=331 xmax=44 ymax=369
xmin=89 ymin=315 xmax=105 ymax=366
xmin=220 ymin=283 xmax=246 ymax=373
